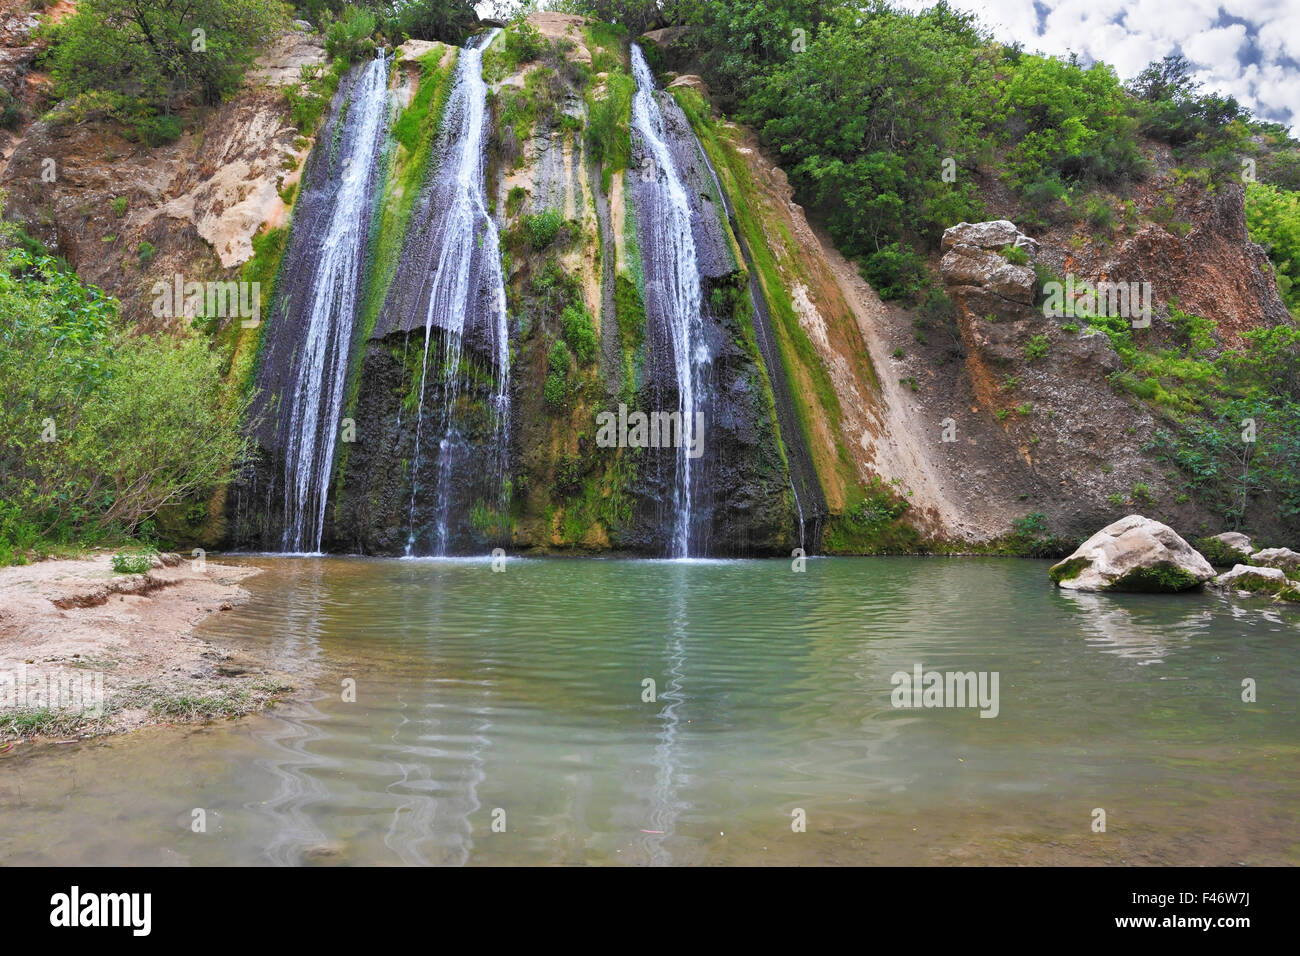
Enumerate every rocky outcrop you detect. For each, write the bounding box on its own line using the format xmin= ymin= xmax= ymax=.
xmin=1098 ymin=183 xmax=1290 ymax=345
xmin=1211 ymin=563 xmax=1289 ymax=590
xmin=1250 ymin=547 xmax=1300 ymax=576
xmin=0 ymin=24 xmax=325 ymax=326
xmin=941 ymin=220 xmax=1038 ymax=312
xmin=1049 ymin=514 xmax=1215 ymax=592
xmin=1212 ymin=531 xmax=1254 ymax=558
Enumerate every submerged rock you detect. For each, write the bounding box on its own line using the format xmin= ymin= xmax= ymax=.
xmin=1049 ymin=515 xmax=1215 ymax=592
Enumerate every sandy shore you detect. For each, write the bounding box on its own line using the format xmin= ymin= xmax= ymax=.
xmin=0 ymin=553 xmax=289 ymax=743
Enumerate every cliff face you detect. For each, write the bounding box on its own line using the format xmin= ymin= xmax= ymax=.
xmin=0 ymin=16 xmax=324 ymax=329
xmin=326 ymin=16 xmax=795 ymax=556
xmin=5 ymin=9 xmax=1293 ymax=554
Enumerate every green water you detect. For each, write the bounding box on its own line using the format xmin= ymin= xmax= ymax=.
xmin=2 ymin=556 xmax=1298 ymax=865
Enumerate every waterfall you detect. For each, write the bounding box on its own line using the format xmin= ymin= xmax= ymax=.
xmin=404 ymin=30 xmax=511 ymax=557
xmin=278 ymin=54 xmax=391 ymax=554
xmin=629 ymin=44 xmax=708 ymax=559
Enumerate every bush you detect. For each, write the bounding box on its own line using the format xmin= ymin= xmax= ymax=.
xmin=382 ymin=0 xmax=478 ymax=45
xmin=524 ymin=210 xmax=565 ymax=250
xmin=1024 ymin=334 xmax=1050 ymax=360
xmin=544 ymin=340 xmax=570 ymax=409
xmin=0 ymin=232 xmax=252 ymax=544
xmin=0 ymin=86 xmax=22 ymax=131
xmin=560 ymin=302 xmax=598 ymax=363
xmin=325 ymin=6 xmax=377 ymax=63
xmin=44 ymin=0 xmax=286 ymax=110
xmin=861 ymin=243 xmax=930 ymax=303
xmin=1084 ymin=195 xmax=1116 ymax=234
xmin=1245 ymin=181 xmax=1300 ymax=313
xmin=111 ymin=549 xmax=155 ymax=574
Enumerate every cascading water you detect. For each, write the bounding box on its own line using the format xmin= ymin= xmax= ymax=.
xmin=629 ymin=44 xmax=709 ymax=559
xmin=404 ymin=30 xmax=510 ymax=557
xmin=278 ymin=54 xmax=391 ymax=554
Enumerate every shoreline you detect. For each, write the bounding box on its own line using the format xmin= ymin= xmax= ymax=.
xmin=0 ymin=553 xmax=291 ymax=745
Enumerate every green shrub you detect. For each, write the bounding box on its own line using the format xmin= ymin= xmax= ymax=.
xmin=1000 ymin=244 xmax=1029 ymax=265
xmin=127 ymin=113 xmax=183 ymax=147
xmin=1084 ymin=195 xmax=1116 ymax=234
xmin=1024 ymin=334 xmax=1050 ymax=360
xmin=560 ymin=302 xmax=598 ymax=364
xmin=861 ymin=243 xmax=930 ymax=303
xmin=111 ymin=549 xmax=155 ymax=574
xmin=110 ymin=196 xmax=128 ymax=217
xmin=0 ymin=229 xmax=252 ymax=545
xmin=325 ymin=6 xmax=377 ymax=63
xmin=524 ymin=210 xmax=565 ymax=250
xmin=544 ymin=339 xmax=570 ymax=409
xmin=43 ymin=0 xmax=285 ymax=109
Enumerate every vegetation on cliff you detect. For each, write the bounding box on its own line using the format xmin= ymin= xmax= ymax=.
xmin=39 ymin=0 xmax=288 ymax=142
xmin=0 ymin=212 xmax=251 ymax=566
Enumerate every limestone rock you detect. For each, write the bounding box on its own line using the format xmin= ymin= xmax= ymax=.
xmin=1049 ymin=514 xmax=1215 ymax=592
xmin=1250 ymin=547 xmax=1300 ymax=576
xmin=940 ymin=244 xmax=1036 ymax=305
xmin=1211 ymin=564 xmax=1288 ymax=589
xmin=941 ymin=220 xmax=1022 ymax=252
xmin=1212 ymin=531 xmax=1254 ymax=558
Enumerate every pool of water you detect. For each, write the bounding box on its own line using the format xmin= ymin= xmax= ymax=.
xmin=3 ymin=556 xmax=1297 ymax=865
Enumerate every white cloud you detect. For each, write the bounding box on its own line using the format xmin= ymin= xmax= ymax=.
xmin=895 ymin=0 xmax=1298 ymax=133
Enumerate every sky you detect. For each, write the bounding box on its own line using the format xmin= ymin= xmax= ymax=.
xmin=895 ymin=0 xmax=1299 ymax=134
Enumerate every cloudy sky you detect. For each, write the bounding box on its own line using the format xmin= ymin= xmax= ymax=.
xmin=896 ymin=0 xmax=1299 ymax=133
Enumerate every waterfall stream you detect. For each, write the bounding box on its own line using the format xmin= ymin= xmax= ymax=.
xmin=279 ymin=54 xmax=391 ymax=554
xmin=404 ymin=30 xmax=510 ymax=557
xmin=629 ymin=44 xmax=708 ymax=559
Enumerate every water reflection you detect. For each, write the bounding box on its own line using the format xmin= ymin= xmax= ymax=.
xmin=2 ymin=556 xmax=1296 ymax=866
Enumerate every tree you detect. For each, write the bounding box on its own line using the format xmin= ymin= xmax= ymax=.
xmin=45 ymin=0 xmax=288 ymax=111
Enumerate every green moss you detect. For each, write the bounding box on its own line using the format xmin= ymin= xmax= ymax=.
xmin=1105 ymin=562 xmax=1201 ymax=593
xmin=1049 ymin=556 xmax=1090 ymax=583
xmin=1193 ymin=536 xmax=1250 ymax=569
xmin=671 ymin=85 xmax=867 ymax=507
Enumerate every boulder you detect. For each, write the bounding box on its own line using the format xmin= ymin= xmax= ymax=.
xmin=1213 ymin=531 xmax=1254 ymax=557
xmin=940 ymin=245 xmax=1036 ymax=305
xmin=1049 ymin=514 xmax=1216 ymax=592
xmin=1250 ymin=547 xmax=1300 ymax=576
xmin=940 ymin=219 xmax=1039 ymax=306
xmin=1211 ymin=564 xmax=1288 ymax=590
xmin=942 ymin=220 xmax=1022 ymax=252
xmin=667 ymin=74 xmax=709 ymax=97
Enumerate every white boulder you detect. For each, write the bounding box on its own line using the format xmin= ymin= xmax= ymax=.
xmin=1050 ymin=515 xmax=1215 ymax=592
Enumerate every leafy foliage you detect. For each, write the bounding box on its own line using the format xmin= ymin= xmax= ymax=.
xmin=1246 ymin=181 xmax=1300 ymax=314
xmin=0 ymin=227 xmax=251 ymax=557
xmin=43 ymin=0 xmax=288 ymax=114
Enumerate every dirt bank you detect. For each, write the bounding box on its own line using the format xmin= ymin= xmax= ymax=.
xmin=0 ymin=553 xmax=291 ymax=744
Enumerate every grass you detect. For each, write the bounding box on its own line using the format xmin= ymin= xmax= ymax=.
xmin=110 ymin=548 xmax=156 ymax=574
